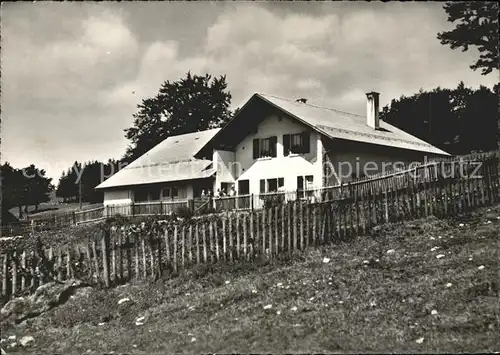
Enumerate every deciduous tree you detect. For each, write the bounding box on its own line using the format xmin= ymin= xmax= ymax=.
xmin=124 ymin=72 xmax=233 ymax=162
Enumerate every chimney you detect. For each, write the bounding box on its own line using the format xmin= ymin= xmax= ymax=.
xmin=296 ymin=98 xmax=308 ymax=104
xmin=366 ymin=91 xmax=380 ymax=130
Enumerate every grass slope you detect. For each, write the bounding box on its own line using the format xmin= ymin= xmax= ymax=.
xmin=2 ymin=204 xmax=499 ymax=354
xmin=9 ymin=201 xmax=103 ymax=220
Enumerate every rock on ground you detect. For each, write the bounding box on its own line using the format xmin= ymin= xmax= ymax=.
xmin=0 ymin=279 xmax=92 ymax=326
xmin=19 ymin=335 xmax=35 ymax=347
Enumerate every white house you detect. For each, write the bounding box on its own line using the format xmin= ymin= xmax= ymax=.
xmin=195 ymin=92 xmax=450 ymax=197
xmin=96 ymin=92 xmax=449 ymax=209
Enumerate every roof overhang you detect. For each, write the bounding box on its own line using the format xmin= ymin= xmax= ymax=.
xmin=194 ymin=93 xmax=326 ymax=157
xmin=194 ymin=92 xmax=450 ymax=158
xmin=95 ymin=160 xmax=216 ymax=190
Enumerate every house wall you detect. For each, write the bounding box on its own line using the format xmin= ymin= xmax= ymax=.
xmin=324 ymin=140 xmax=426 ymax=185
xmin=103 ymin=182 xmax=194 ymax=205
xmin=225 ymin=114 xmax=322 ymax=195
xmin=213 ymin=149 xmax=236 ymax=193
xmin=103 ymin=189 xmax=133 ymax=206
xmin=158 ymin=183 xmax=190 ymax=200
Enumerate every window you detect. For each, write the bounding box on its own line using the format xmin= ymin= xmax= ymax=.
xmin=150 ymin=188 xmax=160 ymax=201
xmin=135 ymin=187 xmax=149 ymax=202
xmin=238 ymin=180 xmax=250 ymax=195
xmin=268 ymin=179 xmax=278 ymax=192
xmin=253 ymin=136 xmax=277 ymax=159
xmin=297 ymin=175 xmax=314 ymax=190
xmin=297 ymin=176 xmax=304 ymax=191
xmin=283 ymin=132 xmax=310 ymax=156
xmin=162 ymin=187 xmax=179 ymax=198
xmin=305 ymin=175 xmax=314 ymax=188
xmin=260 ymin=177 xmax=284 ymax=193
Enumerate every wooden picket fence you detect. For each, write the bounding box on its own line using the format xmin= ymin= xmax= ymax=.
xmin=1 ymin=155 xmax=499 ymax=303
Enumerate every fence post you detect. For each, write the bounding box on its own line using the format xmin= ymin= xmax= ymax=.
xmin=134 ymin=234 xmax=140 ymax=279
xmin=202 ymin=223 xmax=208 ymax=264
xmin=142 ymin=237 xmax=147 ymax=278
xmin=11 ymin=251 xmax=17 ymax=296
xmin=125 ymin=231 xmax=132 ymax=280
xmin=112 ymin=233 xmax=117 ymax=282
xmin=243 ymin=214 xmax=248 ymax=260
xmin=299 ymin=202 xmax=304 ymax=250
xmin=268 ymin=208 xmax=273 ymax=258
xmin=227 ymin=216 xmax=232 ymax=262
xmin=21 ymin=251 xmax=26 ymax=291
xmin=282 ymin=204 xmax=287 ymax=252
xmin=188 ymin=225 xmax=193 ymax=265
xmin=235 ymin=215 xmax=240 ymax=259
xmin=222 ymin=219 xmax=227 ymax=261
xmin=355 ymin=187 xmax=360 ymax=235
xmin=72 ymin=211 xmax=76 ymax=225
xmin=293 ymin=202 xmax=298 ymax=251
xmin=66 ymin=246 xmax=72 ymax=279
xmin=161 ymin=229 xmax=169 ymax=275
xmin=182 ymin=226 xmax=186 ymax=269
xmin=262 ymin=209 xmax=266 ymax=257
xmin=57 ymin=247 xmax=63 ymax=281
xmin=101 ymin=230 xmax=110 ymax=287
xmin=2 ymin=253 xmax=8 ymax=297
xmin=215 ymin=221 xmax=220 ymax=262
xmin=275 ymin=205 xmax=279 ymax=256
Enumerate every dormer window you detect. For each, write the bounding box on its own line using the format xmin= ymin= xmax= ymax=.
xmin=253 ymin=136 xmax=277 ymax=159
xmin=283 ymin=132 xmax=310 ymax=156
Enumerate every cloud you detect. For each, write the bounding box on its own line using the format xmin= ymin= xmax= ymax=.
xmin=1 ymin=6 xmax=139 ymax=180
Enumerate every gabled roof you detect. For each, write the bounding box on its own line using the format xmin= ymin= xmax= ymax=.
xmin=197 ymin=93 xmax=450 ymax=156
xmin=258 ymin=94 xmax=450 ymax=155
xmin=96 ymin=129 xmax=220 ymax=190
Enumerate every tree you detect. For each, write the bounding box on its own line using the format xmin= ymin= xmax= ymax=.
xmin=457 ymin=85 xmax=498 ymax=152
xmin=380 ymin=82 xmax=499 ymax=155
xmin=21 ymin=164 xmax=54 ymax=212
xmin=1 ymin=163 xmax=53 ymax=217
xmin=123 ymin=72 xmax=233 ymax=161
xmin=437 ymin=2 xmax=499 ymax=75
xmin=1 ymin=163 xmax=24 ymax=217
xmin=56 ymin=159 xmax=123 ymax=204
xmin=56 ymin=162 xmax=81 ymax=202
xmin=380 ymin=87 xmax=456 ymax=151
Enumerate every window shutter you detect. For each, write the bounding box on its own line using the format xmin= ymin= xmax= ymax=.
xmin=260 ymin=179 xmax=266 ymax=193
xmin=270 ymin=136 xmax=277 ymax=157
xmin=302 ymin=132 xmax=310 ymax=153
xmin=253 ymin=139 xmax=259 ymax=159
xmin=278 ymin=177 xmax=284 ymax=187
xmin=283 ymin=134 xmax=290 ymax=156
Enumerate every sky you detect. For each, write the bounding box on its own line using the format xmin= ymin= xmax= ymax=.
xmin=1 ymin=1 xmax=498 ymax=183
